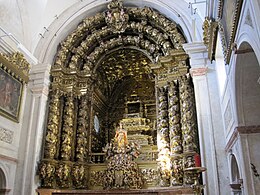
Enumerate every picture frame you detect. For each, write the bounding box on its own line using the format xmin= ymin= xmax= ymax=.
xmin=0 ymin=53 xmax=29 ymax=122
xmin=217 ymin=0 xmax=244 ymax=64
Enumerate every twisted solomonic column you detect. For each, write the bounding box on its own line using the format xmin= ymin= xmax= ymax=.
xmin=75 ymin=95 xmax=89 ymax=162
xmin=39 ymin=89 xmax=61 ymax=188
xmin=72 ymin=95 xmax=89 ymax=188
xmin=60 ymin=93 xmax=75 ymax=161
xmin=168 ymin=80 xmax=183 ymax=186
xmin=157 ymin=86 xmax=171 ymax=187
xmin=179 ymin=73 xmax=198 ymax=185
xmin=44 ymin=89 xmax=61 ymax=159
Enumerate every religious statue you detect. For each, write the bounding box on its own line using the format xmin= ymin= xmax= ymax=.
xmin=102 ymin=124 xmax=143 ymax=189
xmin=114 ymin=123 xmax=128 ymax=148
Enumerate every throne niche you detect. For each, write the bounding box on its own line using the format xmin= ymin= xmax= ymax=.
xmin=119 ymin=93 xmax=154 ymax=149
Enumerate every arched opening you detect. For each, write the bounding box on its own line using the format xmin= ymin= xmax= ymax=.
xmin=0 ymin=168 xmax=7 ymax=195
xmin=37 ymin=0 xmax=201 ymax=192
xmin=230 ymin=155 xmax=242 ymax=195
xmin=235 ymin=42 xmax=260 ymax=126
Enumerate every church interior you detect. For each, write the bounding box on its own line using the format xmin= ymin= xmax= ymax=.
xmin=0 ymin=0 xmax=260 ymax=195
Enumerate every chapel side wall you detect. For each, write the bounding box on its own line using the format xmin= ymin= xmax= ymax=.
xmin=0 ymin=82 xmax=28 ymax=195
xmin=218 ymin=0 xmax=260 ymax=195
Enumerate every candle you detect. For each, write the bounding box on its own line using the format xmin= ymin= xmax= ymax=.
xmin=194 ymin=153 xmax=201 ymax=167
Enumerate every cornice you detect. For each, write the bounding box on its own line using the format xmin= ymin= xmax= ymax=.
xmin=225 ymin=125 xmax=260 ymax=152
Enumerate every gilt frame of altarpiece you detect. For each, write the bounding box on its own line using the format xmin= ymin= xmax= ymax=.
xmin=217 ymin=0 xmax=244 ymax=64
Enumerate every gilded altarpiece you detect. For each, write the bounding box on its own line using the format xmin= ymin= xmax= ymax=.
xmin=38 ymin=0 xmax=205 ymax=194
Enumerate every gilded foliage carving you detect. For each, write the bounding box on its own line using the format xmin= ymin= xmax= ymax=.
xmin=157 ymin=86 xmax=171 ymax=187
xmin=171 ymin=157 xmax=183 ymax=186
xmin=168 ymin=80 xmax=182 ymax=154
xmin=60 ymin=94 xmax=75 ymax=161
xmin=75 ymin=95 xmax=89 ymax=162
xmin=202 ymin=17 xmax=218 ymax=61
xmin=72 ymin=163 xmax=87 ymax=188
xmin=105 ymin=0 xmax=129 ymax=33
xmin=44 ymin=89 xmax=61 ymax=159
xmin=3 ymin=52 xmax=30 ymax=78
xmin=56 ymin=162 xmax=72 ymax=188
xmin=89 ymin=170 xmax=105 ymax=187
xmin=39 ymin=160 xmax=56 ymax=188
xmin=179 ymin=74 xmax=197 ymax=153
xmin=141 ymin=168 xmax=158 ymax=186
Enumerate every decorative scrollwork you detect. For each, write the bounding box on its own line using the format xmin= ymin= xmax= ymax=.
xmin=39 ymin=160 xmax=56 ymax=188
xmin=56 ymin=162 xmax=72 ymax=188
xmin=3 ymin=52 xmax=30 ymax=77
xmin=71 ymin=163 xmax=87 ymax=188
xmin=171 ymin=157 xmax=183 ymax=186
xmin=141 ymin=168 xmax=158 ymax=186
xmin=105 ymin=0 xmax=129 ymax=33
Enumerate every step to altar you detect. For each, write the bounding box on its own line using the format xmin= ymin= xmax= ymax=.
xmin=37 ymin=187 xmax=194 ymax=195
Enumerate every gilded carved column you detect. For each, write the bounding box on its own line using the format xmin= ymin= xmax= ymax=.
xmin=60 ymin=93 xmax=75 ymax=161
xmin=39 ymin=88 xmax=61 ymax=188
xmin=157 ymin=86 xmax=171 ymax=187
xmin=44 ymin=89 xmax=61 ymax=159
xmin=56 ymin=93 xmax=75 ymax=188
xmin=179 ymin=73 xmax=198 ymax=185
xmin=72 ymin=95 xmax=89 ymax=188
xmin=168 ymin=80 xmax=183 ymax=186
xmin=75 ymin=95 xmax=89 ymax=162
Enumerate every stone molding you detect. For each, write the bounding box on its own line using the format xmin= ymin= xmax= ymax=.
xmin=29 ymin=63 xmax=51 ymax=96
xmin=225 ymin=125 xmax=260 ymax=152
xmin=0 ymin=127 xmax=14 ymax=144
xmin=190 ymin=67 xmax=208 ymax=77
xmin=182 ymin=42 xmax=209 ymax=69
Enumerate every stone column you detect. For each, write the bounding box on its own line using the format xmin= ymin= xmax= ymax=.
xmin=14 ymin=63 xmax=51 ymax=195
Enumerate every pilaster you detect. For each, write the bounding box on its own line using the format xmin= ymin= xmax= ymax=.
xmin=183 ymin=42 xmax=228 ymax=195
xmin=14 ymin=63 xmax=51 ymax=195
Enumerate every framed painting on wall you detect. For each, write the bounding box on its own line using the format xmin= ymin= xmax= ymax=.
xmin=0 ymin=53 xmax=29 ymax=122
xmin=0 ymin=66 xmax=23 ymax=122
xmin=218 ymin=0 xmax=244 ymax=64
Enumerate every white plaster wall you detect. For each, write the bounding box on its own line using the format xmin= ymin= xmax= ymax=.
xmin=244 ymin=134 xmax=260 ymax=194
xmin=220 ymin=0 xmax=260 ymax=194
xmin=235 ymin=51 xmax=260 ymax=126
xmin=227 ymin=0 xmax=260 ymax=128
xmin=0 ymin=82 xmax=27 ymax=194
xmin=0 ymin=0 xmax=24 ymax=43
